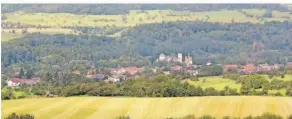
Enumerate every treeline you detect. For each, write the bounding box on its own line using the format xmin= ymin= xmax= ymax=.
xmin=5 ymin=113 xmax=34 ymax=119
xmin=118 ymin=113 xmax=292 ymax=119
xmin=2 ymin=21 xmax=292 ymax=73
xmin=2 ymin=4 xmax=289 ymax=15
xmin=166 ymin=113 xmax=292 ymax=119
xmin=224 ymin=74 xmax=292 ymax=96
xmin=61 ymin=75 xmax=292 ymax=97
xmin=4 ymin=74 xmax=292 ymax=99
xmin=5 ymin=112 xmax=292 ymax=119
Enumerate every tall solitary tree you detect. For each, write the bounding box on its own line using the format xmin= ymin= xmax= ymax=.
xmin=19 ymin=69 xmax=24 ymax=79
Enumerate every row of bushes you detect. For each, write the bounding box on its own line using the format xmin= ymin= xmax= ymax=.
xmin=5 ymin=113 xmax=34 ymax=119
xmin=116 ymin=113 xmax=292 ymax=119
xmin=61 ymin=74 xmax=240 ymax=97
xmin=3 ymin=74 xmax=292 ymax=100
xmin=61 ymin=74 xmax=292 ymax=97
xmin=6 ymin=112 xmax=291 ymax=119
xmin=223 ymin=74 xmax=292 ymax=96
xmin=1 ymin=88 xmax=27 ymax=100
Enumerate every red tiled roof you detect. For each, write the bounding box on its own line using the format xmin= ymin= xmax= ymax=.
xmin=72 ymin=70 xmax=81 ymax=75
xmin=87 ymin=69 xmax=96 ymax=75
xmin=172 ymin=65 xmax=182 ymax=71
xmin=243 ymin=64 xmax=255 ymax=71
xmin=8 ymin=78 xmax=40 ymax=85
xmin=223 ymin=64 xmax=238 ymax=69
xmin=122 ymin=67 xmax=143 ymax=75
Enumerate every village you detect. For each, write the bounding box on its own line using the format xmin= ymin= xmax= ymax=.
xmin=6 ymin=53 xmax=292 ymax=87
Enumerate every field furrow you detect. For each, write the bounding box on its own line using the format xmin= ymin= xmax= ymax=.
xmin=2 ymin=96 xmax=292 ymax=119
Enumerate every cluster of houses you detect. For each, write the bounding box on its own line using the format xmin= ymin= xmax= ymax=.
xmin=5 ymin=52 xmax=292 ymax=86
xmin=223 ymin=63 xmax=292 ymax=74
xmin=71 ymin=66 xmax=145 ymax=83
xmin=6 ymin=77 xmax=40 ymax=87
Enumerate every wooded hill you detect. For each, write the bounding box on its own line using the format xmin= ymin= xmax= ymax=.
xmin=2 ymin=21 xmax=292 ymax=73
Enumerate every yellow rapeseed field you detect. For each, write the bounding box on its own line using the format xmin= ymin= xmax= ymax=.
xmin=2 ymin=96 xmax=292 ymax=119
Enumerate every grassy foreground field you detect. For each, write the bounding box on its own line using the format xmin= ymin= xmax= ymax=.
xmin=2 ymin=96 xmax=292 ymax=119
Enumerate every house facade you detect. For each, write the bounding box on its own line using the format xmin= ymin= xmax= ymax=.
xmin=223 ymin=64 xmax=238 ymax=72
xmin=6 ymin=77 xmax=40 ymax=87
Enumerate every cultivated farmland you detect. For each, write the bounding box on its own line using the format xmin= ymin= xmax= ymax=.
xmin=3 ymin=9 xmax=292 ymax=28
xmin=2 ymin=96 xmax=292 ymax=119
xmin=2 ymin=9 xmax=292 ymax=41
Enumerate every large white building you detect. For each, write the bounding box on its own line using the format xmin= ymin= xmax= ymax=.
xmin=157 ymin=53 xmax=193 ymax=65
xmin=177 ymin=53 xmax=183 ymax=63
xmin=185 ymin=54 xmax=193 ymax=66
xmin=6 ymin=80 xmax=21 ymax=87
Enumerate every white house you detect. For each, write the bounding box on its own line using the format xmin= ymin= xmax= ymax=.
xmin=6 ymin=79 xmax=21 ymax=87
xmin=206 ymin=61 xmax=212 ymax=66
xmin=106 ymin=76 xmax=120 ymax=83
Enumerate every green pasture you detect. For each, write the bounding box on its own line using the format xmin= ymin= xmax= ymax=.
xmin=185 ymin=75 xmax=292 ymax=94
xmin=2 ymin=9 xmax=292 ymax=41
xmin=2 ymin=9 xmax=292 ymax=28
xmin=185 ymin=76 xmax=241 ymax=90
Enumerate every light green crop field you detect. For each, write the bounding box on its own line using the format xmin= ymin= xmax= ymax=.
xmin=185 ymin=76 xmax=241 ymax=90
xmin=2 ymin=96 xmax=292 ymax=119
xmin=241 ymin=9 xmax=267 ymax=17
xmin=262 ymin=74 xmax=292 ymax=81
xmin=1 ymin=33 xmax=23 ymax=41
xmin=1 ymin=28 xmax=76 ymax=41
xmin=2 ymin=9 xmax=292 ymax=28
xmin=185 ymin=75 xmax=292 ymax=95
xmin=2 ymin=9 xmax=292 ymax=41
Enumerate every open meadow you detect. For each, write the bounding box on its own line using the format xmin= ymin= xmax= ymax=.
xmin=2 ymin=96 xmax=292 ymax=119
xmin=2 ymin=9 xmax=292 ymax=41
xmin=3 ymin=10 xmax=292 ymax=28
xmin=185 ymin=75 xmax=292 ymax=95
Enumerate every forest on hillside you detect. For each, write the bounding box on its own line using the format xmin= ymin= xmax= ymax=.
xmin=2 ymin=4 xmax=291 ymax=15
xmin=2 ymin=21 xmax=292 ymax=74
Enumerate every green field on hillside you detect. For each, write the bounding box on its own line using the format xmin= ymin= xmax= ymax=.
xmin=1 ymin=28 xmax=76 ymax=41
xmin=2 ymin=96 xmax=292 ymax=119
xmin=3 ymin=9 xmax=292 ymax=28
xmin=2 ymin=9 xmax=292 ymax=41
xmin=241 ymin=9 xmax=267 ymax=17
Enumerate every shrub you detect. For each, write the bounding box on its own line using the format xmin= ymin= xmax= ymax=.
xmin=18 ymin=95 xmax=26 ymax=99
xmin=255 ymin=113 xmax=283 ymax=119
xmin=204 ymin=87 xmax=219 ymax=96
xmin=32 ymin=89 xmax=47 ymax=96
xmin=190 ymin=76 xmax=199 ymax=81
xmin=222 ymin=116 xmax=231 ymax=119
xmin=274 ymin=92 xmax=282 ymax=96
xmin=199 ymin=115 xmax=215 ymax=119
xmin=287 ymin=114 xmax=292 ymax=119
xmin=5 ymin=113 xmax=34 ymax=119
xmin=181 ymin=115 xmax=196 ymax=119
xmin=116 ymin=116 xmax=130 ymax=119
xmin=243 ymin=115 xmax=253 ymax=119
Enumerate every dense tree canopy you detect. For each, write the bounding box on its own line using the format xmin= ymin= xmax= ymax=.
xmin=2 ymin=21 xmax=292 ymax=73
